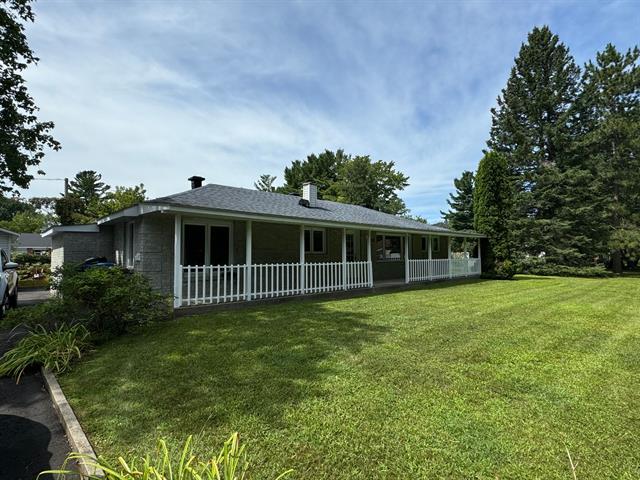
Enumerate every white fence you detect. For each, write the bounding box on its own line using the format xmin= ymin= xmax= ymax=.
xmin=408 ymin=258 xmax=481 ymax=282
xmin=181 ymin=260 xmax=372 ymax=306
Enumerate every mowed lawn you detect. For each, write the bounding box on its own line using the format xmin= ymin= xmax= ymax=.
xmin=61 ymin=276 xmax=640 ymax=479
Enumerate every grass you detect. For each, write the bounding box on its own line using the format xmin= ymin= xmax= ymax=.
xmin=60 ymin=276 xmax=640 ymax=479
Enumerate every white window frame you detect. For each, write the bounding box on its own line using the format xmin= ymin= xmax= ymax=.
xmin=182 ymin=217 xmax=233 ymax=266
xmin=375 ymin=233 xmax=404 ymax=262
xmin=304 ymin=228 xmax=326 ymax=254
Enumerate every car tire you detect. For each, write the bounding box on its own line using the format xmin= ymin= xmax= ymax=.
xmin=8 ymin=285 xmax=18 ymax=309
xmin=0 ymin=292 xmax=8 ymax=319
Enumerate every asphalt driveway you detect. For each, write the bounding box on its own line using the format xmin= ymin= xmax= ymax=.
xmin=0 ymin=327 xmax=71 ymax=479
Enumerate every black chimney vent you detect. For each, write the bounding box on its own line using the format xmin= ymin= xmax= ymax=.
xmin=188 ymin=176 xmax=205 ymax=189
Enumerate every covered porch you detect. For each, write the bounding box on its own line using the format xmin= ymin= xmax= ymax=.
xmin=172 ymin=215 xmax=482 ymax=308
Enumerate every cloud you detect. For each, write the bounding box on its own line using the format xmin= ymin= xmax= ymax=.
xmin=18 ymin=0 xmax=640 ymax=221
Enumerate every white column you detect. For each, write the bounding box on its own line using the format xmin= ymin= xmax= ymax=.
xmin=173 ymin=214 xmax=182 ymax=308
xmin=463 ymin=237 xmax=468 ymax=277
xmin=299 ymin=225 xmax=305 ymax=294
xmin=428 ymin=235 xmax=432 ymax=281
xmin=404 ymin=234 xmax=410 ymax=284
xmin=478 ymin=237 xmax=482 ymax=275
xmin=448 ymin=236 xmax=453 ymax=279
xmin=245 ymin=220 xmax=252 ymax=300
xmin=341 ymin=228 xmax=347 ymax=290
xmin=367 ymin=230 xmax=373 ymax=287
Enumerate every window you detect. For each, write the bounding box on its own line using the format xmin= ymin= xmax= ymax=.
xmin=184 ymin=224 xmax=205 ymax=266
xmin=124 ymin=222 xmax=135 ymax=268
xmin=375 ymin=234 xmax=402 ymax=261
xmin=183 ymin=222 xmax=230 ymax=266
xmin=346 ymin=233 xmax=355 ymax=262
xmin=1 ymin=249 xmax=8 ymax=269
xmin=304 ymin=228 xmax=325 ymax=254
xmin=432 ymin=236 xmax=440 ymax=253
xmin=421 ymin=236 xmax=427 ymax=252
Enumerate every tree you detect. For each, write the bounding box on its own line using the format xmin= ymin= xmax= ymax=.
xmin=441 ymin=171 xmax=474 ymax=230
xmin=577 ymin=44 xmax=640 ymax=272
xmin=487 ymin=26 xmax=581 ymax=262
xmin=280 ymin=149 xmax=348 ymax=198
xmin=254 ymin=174 xmax=277 ymax=192
xmin=68 ymin=170 xmax=111 ymax=206
xmin=0 ymin=209 xmax=47 ymax=232
xmin=0 ymin=0 xmax=60 ymax=193
xmin=334 ymin=155 xmax=409 ymax=215
xmin=0 ymin=194 xmax=33 ymax=221
xmin=87 ymin=184 xmax=147 ymax=219
xmin=474 ymin=152 xmax=515 ymax=278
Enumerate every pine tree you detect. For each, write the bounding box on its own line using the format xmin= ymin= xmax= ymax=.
xmin=254 ymin=174 xmax=277 ymax=192
xmin=487 ymin=26 xmax=581 ymax=263
xmin=441 ymin=171 xmax=474 ymax=230
xmin=577 ymin=44 xmax=640 ymax=271
xmin=474 ymin=152 xmax=515 ymax=278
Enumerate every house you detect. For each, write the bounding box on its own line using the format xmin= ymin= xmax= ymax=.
xmin=0 ymin=228 xmax=19 ymax=260
xmin=13 ymin=233 xmax=52 ymax=256
xmin=43 ymin=177 xmax=485 ymax=308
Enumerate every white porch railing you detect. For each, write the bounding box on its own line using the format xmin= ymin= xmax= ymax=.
xmin=181 ymin=260 xmax=372 ymax=306
xmin=408 ymin=258 xmax=481 ymax=282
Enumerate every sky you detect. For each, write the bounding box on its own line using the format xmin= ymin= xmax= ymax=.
xmin=17 ymin=0 xmax=640 ymax=221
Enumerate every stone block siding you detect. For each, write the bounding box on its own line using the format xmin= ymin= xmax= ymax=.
xmin=50 ymin=228 xmax=114 ymax=273
xmin=133 ymin=214 xmax=174 ymax=294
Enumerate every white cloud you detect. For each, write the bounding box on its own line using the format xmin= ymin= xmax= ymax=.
xmin=17 ymin=0 xmax=640 ymax=221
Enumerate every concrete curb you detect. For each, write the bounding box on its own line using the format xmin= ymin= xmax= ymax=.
xmin=41 ymin=367 xmax=104 ymax=478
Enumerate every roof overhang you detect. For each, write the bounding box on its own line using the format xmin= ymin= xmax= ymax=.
xmin=41 ymin=224 xmax=100 ymax=237
xmin=0 ymin=227 xmax=20 ymax=238
xmin=131 ymin=202 xmax=486 ymax=238
xmin=97 ymin=203 xmax=172 ymax=225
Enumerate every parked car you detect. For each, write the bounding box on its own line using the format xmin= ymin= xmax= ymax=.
xmin=0 ymin=249 xmax=19 ymax=318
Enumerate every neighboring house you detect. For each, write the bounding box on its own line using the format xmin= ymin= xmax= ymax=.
xmin=13 ymin=233 xmax=52 ymax=255
xmin=0 ymin=228 xmax=19 ymax=260
xmin=43 ymin=177 xmax=484 ymax=308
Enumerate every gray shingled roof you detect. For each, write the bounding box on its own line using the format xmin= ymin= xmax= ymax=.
xmin=148 ymin=184 xmax=480 ymax=236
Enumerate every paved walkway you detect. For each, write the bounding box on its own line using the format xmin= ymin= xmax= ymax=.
xmin=0 ymin=320 xmax=72 ymax=478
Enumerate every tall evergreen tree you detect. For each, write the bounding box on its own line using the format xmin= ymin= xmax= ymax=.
xmin=441 ymin=171 xmax=474 ymax=230
xmin=254 ymin=174 xmax=277 ymax=192
xmin=487 ymin=26 xmax=581 ymax=263
xmin=67 ymin=170 xmax=110 ymax=205
xmin=280 ymin=150 xmax=347 ymax=198
xmin=576 ymin=44 xmax=640 ymax=271
xmin=474 ymin=152 xmax=515 ymax=278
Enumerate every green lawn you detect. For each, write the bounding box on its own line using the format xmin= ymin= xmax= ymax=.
xmin=61 ymin=276 xmax=640 ymax=479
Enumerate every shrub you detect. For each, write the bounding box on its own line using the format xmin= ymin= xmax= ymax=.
xmin=0 ymin=324 xmax=89 ymax=382
xmin=50 ymin=265 xmax=172 ymax=339
xmin=41 ymin=433 xmax=293 ymax=480
xmin=0 ymin=297 xmax=68 ymax=330
xmin=518 ymin=257 xmax=613 ymax=278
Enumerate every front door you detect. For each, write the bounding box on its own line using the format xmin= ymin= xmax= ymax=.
xmin=210 ymin=226 xmax=230 ymax=266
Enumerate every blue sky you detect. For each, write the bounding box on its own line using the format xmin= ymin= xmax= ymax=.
xmin=20 ymin=0 xmax=640 ymax=221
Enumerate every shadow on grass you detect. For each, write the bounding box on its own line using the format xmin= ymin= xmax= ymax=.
xmin=66 ymin=301 xmax=390 ymax=442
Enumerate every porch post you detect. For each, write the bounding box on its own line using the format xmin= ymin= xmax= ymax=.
xmin=367 ymin=230 xmax=373 ymax=287
xmin=299 ymin=225 xmax=305 ymax=294
xmin=404 ymin=234 xmax=410 ymax=284
xmin=448 ymin=236 xmax=453 ymax=279
xmin=173 ymin=214 xmax=182 ymax=308
xmin=478 ymin=237 xmax=482 ymax=274
xmin=341 ymin=228 xmax=347 ymax=290
xmin=428 ymin=235 xmax=432 ymax=281
xmin=463 ymin=237 xmax=468 ymax=277
xmin=245 ymin=220 xmax=252 ymax=300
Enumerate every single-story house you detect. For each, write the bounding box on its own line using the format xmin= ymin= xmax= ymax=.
xmin=13 ymin=233 xmax=52 ymax=255
xmin=0 ymin=228 xmax=19 ymax=260
xmin=43 ymin=177 xmax=485 ymax=308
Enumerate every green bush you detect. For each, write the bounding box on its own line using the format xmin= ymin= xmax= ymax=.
xmin=0 ymin=324 xmax=89 ymax=382
xmin=0 ymin=297 xmax=68 ymax=330
xmin=51 ymin=265 xmax=172 ymax=339
xmin=41 ymin=433 xmax=293 ymax=480
xmin=517 ymin=257 xmax=612 ymax=278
